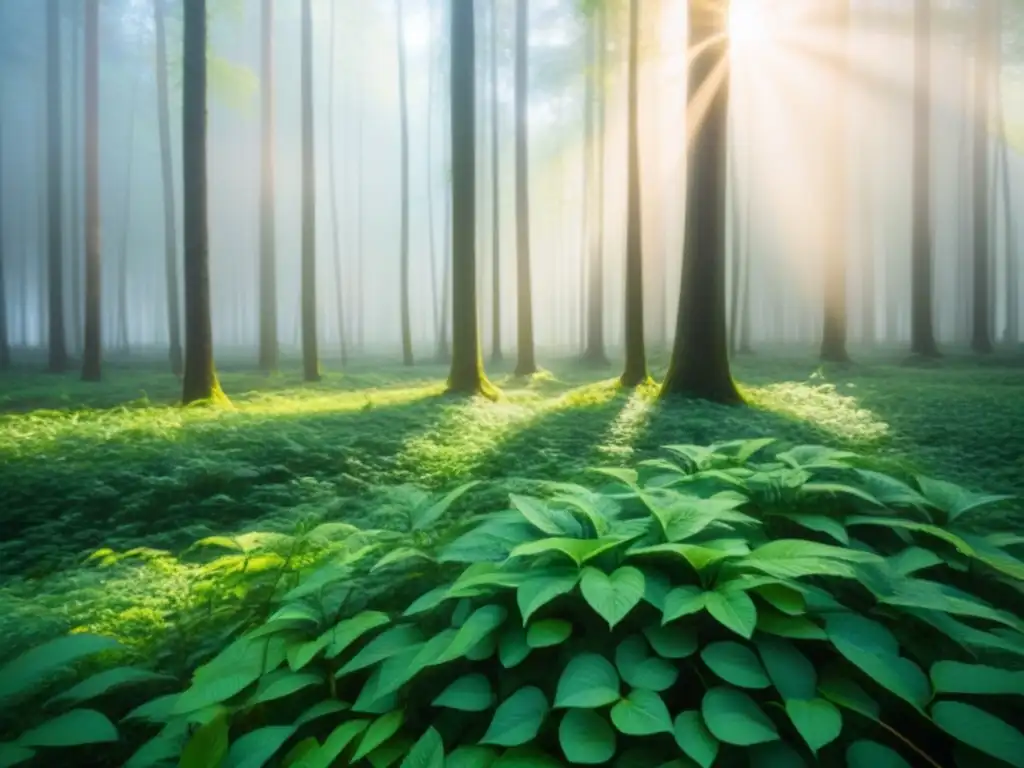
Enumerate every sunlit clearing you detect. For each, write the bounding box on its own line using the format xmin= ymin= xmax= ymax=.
xmin=748 ymin=382 xmax=890 ymax=444
xmin=599 ymin=388 xmax=657 ymax=462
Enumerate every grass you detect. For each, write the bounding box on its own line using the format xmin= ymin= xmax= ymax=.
xmin=1 ymin=346 xmax=1022 ymax=665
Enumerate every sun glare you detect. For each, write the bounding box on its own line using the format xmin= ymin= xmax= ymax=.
xmin=729 ymin=0 xmax=769 ymax=53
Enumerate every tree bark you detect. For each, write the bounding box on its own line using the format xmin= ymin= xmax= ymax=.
xmin=300 ymin=0 xmax=320 ymax=381
xmin=396 ymin=0 xmax=414 ymax=366
xmin=970 ymin=0 xmax=996 ymax=353
xmin=661 ymin=0 xmax=740 ymax=403
xmin=81 ymin=0 xmax=101 ymax=381
xmin=513 ymin=0 xmax=536 ymax=376
xmin=69 ymin=1 xmax=82 ymax=357
xmin=116 ymin=76 xmax=139 ymax=354
xmin=489 ymin=0 xmax=502 ymax=363
xmin=46 ymin=0 xmax=68 ymax=372
xmin=257 ymin=0 xmax=278 ymax=372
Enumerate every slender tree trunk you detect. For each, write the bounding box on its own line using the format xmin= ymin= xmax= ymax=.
xmin=997 ymin=120 xmax=1019 ymax=348
xmin=971 ymin=0 xmax=995 ymax=353
xmin=116 ymin=76 xmax=139 ymax=354
xmin=583 ymin=6 xmax=607 ymax=365
xmin=257 ymin=0 xmax=278 ymax=372
xmin=396 ymin=0 xmax=414 ymax=366
xmin=437 ymin=0 xmax=452 ymax=363
xmin=426 ymin=0 xmax=440 ymax=346
xmin=181 ymin=0 xmax=224 ymax=404
xmin=621 ymin=0 xmax=646 ymax=386
xmin=328 ymin=0 xmax=346 ymax=366
xmin=81 ymin=0 xmax=101 ymax=381
xmin=355 ymin=41 xmax=365 ymax=352
xmin=661 ymin=0 xmax=740 ymax=403
xmin=300 ymin=0 xmax=320 ymax=381
xmin=0 ymin=98 xmax=8 ymax=370
xmin=579 ymin=16 xmax=592 ymax=357
xmin=490 ymin=0 xmax=502 ymax=363
xmin=46 ymin=0 xmax=68 ymax=372
xmin=738 ymin=175 xmax=753 ymax=353
xmin=728 ymin=132 xmax=741 ymax=356
xmin=69 ymin=2 xmax=82 ymax=357
xmin=513 ymin=0 xmax=537 ymax=376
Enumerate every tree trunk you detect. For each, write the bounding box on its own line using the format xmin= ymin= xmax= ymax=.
xmin=970 ymin=0 xmax=995 ymax=353
xmin=300 ymin=0 xmax=320 ymax=381
xmin=583 ymin=5 xmax=607 ymax=365
xmin=355 ymin=40 xmax=365 ymax=352
xmin=116 ymin=76 xmax=139 ymax=354
xmin=46 ymin=0 xmax=68 ymax=372
xmin=328 ymin=0 xmax=346 ymax=365
xmin=396 ymin=0 xmax=414 ymax=366
xmin=81 ymin=0 xmax=101 ymax=381
xmin=661 ymin=0 xmax=740 ymax=403
xmin=621 ymin=0 xmax=646 ymax=387
xmin=489 ymin=0 xmax=502 ymax=363
xmin=181 ymin=0 xmax=223 ymax=405
xmin=426 ymin=0 xmax=440 ymax=348
xmin=0 ymin=98 xmax=8 ymax=370
xmin=69 ymin=1 xmax=82 ymax=357
xmin=257 ymin=0 xmax=278 ymax=372
xmin=738 ymin=175 xmax=753 ymax=354
xmin=997 ymin=120 xmax=1019 ymax=348
xmin=513 ymin=0 xmax=537 ymax=376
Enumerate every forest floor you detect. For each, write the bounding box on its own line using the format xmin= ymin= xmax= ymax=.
xmin=1 ymin=347 xmax=1022 ymax=662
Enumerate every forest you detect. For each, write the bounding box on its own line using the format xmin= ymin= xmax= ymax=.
xmin=0 ymin=0 xmax=1023 ymax=765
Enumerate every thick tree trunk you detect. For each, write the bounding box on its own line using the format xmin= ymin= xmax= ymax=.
xmin=728 ymin=134 xmax=741 ymax=356
xmin=300 ymin=0 xmax=320 ymax=381
xmin=257 ymin=0 xmax=278 ymax=372
xmin=661 ymin=0 xmax=740 ymax=403
xmin=181 ymin=0 xmax=223 ymax=404
xmin=621 ymin=0 xmax=646 ymax=387
xmin=970 ymin=0 xmax=995 ymax=353
xmin=396 ymin=0 xmax=414 ymax=366
xmin=328 ymin=0 xmax=346 ymax=365
xmin=490 ymin=0 xmax=502 ymax=363
xmin=46 ymin=0 xmax=68 ymax=372
xmin=81 ymin=0 xmax=101 ymax=381
xmin=513 ymin=0 xmax=537 ymax=376
xmin=582 ymin=6 xmax=607 ymax=365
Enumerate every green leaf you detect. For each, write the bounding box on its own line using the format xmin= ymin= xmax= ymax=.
xmin=467 ymin=634 xmax=498 ymax=661
xmin=642 ymin=625 xmax=698 ymax=659
xmin=854 ymin=470 xmax=929 ymax=507
xmin=480 ymin=687 xmax=550 ymax=747
xmin=781 ymin=513 xmax=850 ymax=545
xmin=0 ymin=745 xmax=34 ymax=768
xmin=931 ymin=701 xmax=1024 ymax=767
xmin=610 ymin=689 xmax=673 ymax=736
xmin=372 ymin=547 xmax=434 ymax=573
xmin=224 ymin=726 xmax=296 ymax=768
xmin=510 ymin=537 xmax=627 ymax=567
xmin=403 ymin=585 xmax=453 ymax=617
xmin=701 ymin=686 xmax=779 ymax=746
xmin=517 ymin=570 xmax=581 ymax=624
xmin=47 ymin=667 xmax=172 ymax=706
xmin=628 ymin=543 xmax=735 ymax=572
xmin=498 ymin=626 xmax=532 ymax=669
xmin=754 ymin=584 xmax=806 ymax=616
xmin=785 ymin=698 xmax=841 ymax=754
xmin=249 ymin=670 xmax=323 ymax=706
xmin=432 ymin=674 xmax=495 ymax=712
xmin=16 ymin=709 xmax=118 ymax=748
xmin=845 ymin=740 xmax=913 ymax=768
xmin=555 ymin=653 xmax=621 ymax=708
xmin=931 ymin=661 xmax=1024 ymax=695
xmin=294 ymin=699 xmax=350 ymax=728
xmin=916 ymin=475 xmax=1014 ymax=523
xmin=737 ymin=539 xmax=879 ymax=580
xmin=353 ymin=711 xmax=405 ymax=761
xmin=527 ymin=619 xmax=573 ymax=648
xmin=706 ymin=589 xmax=758 ymax=639
xmin=326 ymin=611 xmax=392 ymax=659
xmin=446 ymin=746 xmax=499 ymax=768
xmin=436 ymin=605 xmax=508 ymax=664
xmin=307 ymin=720 xmax=370 ymax=767
xmin=701 ymin=641 xmax=771 ymax=689
xmin=818 ymin=673 xmax=880 ymax=720
xmin=0 ymin=634 xmax=121 ymax=703
xmin=661 ymin=586 xmax=707 ymax=625
xmin=559 ymin=709 xmax=616 ymax=764
xmin=613 ymin=636 xmax=678 ymax=692
xmin=580 ymin=566 xmax=645 ymax=629
xmin=400 ymin=727 xmax=445 ymax=768
xmin=337 ymin=625 xmax=424 ymax=676
xmin=178 ymin=712 xmax=229 ymax=768
xmin=510 ymin=494 xmax=581 ymax=536
xmin=283 ymin=737 xmax=320 ymax=766
xmin=756 ymin=636 xmax=817 ymax=700
xmin=412 ymin=481 xmax=480 ymax=531
xmin=672 ymin=711 xmax=718 ymax=768
xmin=748 ymin=742 xmax=808 ymax=767
xmin=122 ymin=693 xmax=180 ymax=724
xmin=288 ymin=633 xmax=331 ymax=672
xmin=888 ymin=547 xmax=943 ymax=576
xmin=757 ymin=610 xmax=827 ymax=640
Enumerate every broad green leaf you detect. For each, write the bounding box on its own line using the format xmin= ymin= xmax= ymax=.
xmin=818 ymin=672 xmax=880 ymax=720
xmin=124 ymin=733 xmax=182 ymax=768
xmin=510 ymin=537 xmax=627 ymax=567
xmin=432 ymin=674 xmax=494 ymax=712
xmin=754 ymin=584 xmax=806 ymax=616
xmin=527 ymin=619 xmax=573 ymax=648
xmin=509 ymin=494 xmax=582 ymax=536
xmin=591 ymin=467 xmax=640 ymax=488
xmin=784 ymin=513 xmax=850 ymax=545
xmin=177 ymin=712 xmax=228 ymax=768
xmin=628 ymin=543 xmax=735 ymax=571
xmin=931 ymin=701 xmax=1024 ymax=767
xmin=610 ymin=689 xmax=673 ymax=735
xmin=449 ymin=565 xmax=530 ymax=597
xmin=580 ymin=566 xmax=645 ymax=629
xmin=47 ymin=667 xmax=172 ymax=706
xmin=661 ymin=586 xmax=707 ymax=625
xmin=558 ymin=709 xmax=616 ymax=764
xmin=931 ymin=661 xmax=1024 ymax=695
xmin=845 ymin=740 xmax=913 ymax=768
xmin=701 ymin=687 xmax=779 ymax=746
xmin=173 ymin=666 xmax=263 ymax=715
xmin=498 ymin=626 xmax=531 ymax=669
xmin=555 ymin=653 xmax=621 ymax=708
xmin=283 ymin=736 xmax=320 ymax=766
xmin=445 ymin=746 xmax=499 ymax=768
xmin=737 ymin=539 xmax=879 ymax=580
xmin=642 ymin=624 xmax=698 ymax=659
xmin=326 ymin=611 xmax=392 ymax=659
xmin=294 ymin=699 xmax=350 ymax=728
xmin=436 ymin=605 xmax=508 ymax=664
xmin=800 ymin=482 xmax=882 ymax=509
xmin=854 ymin=470 xmax=929 ymax=507
xmin=249 ymin=670 xmax=323 ymax=705
xmin=672 ymin=711 xmax=718 ymax=768
xmin=888 ymin=547 xmax=943 ymax=576
xmin=0 ymin=745 xmax=33 ymax=768
xmin=757 ymin=610 xmax=827 ymax=640
xmin=16 ymin=709 xmax=118 ymax=748
xmin=306 ymin=720 xmax=369 ymax=767
xmin=706 ymin=589 xmax=758 ymax=638
xmin=367 ymin=738 xmax=412 ymax=768
xmin=480 ymin=687 xmax=550 ymax=747
xmin=403 ymin=586 xmax=453 ymax=618
xmin=748 ymin=741 xmax=808 ymax=767
xmin=288 ymin=633 xmax=331 ymax=672
xmin=412 ymin=481 xmax=480 ymax=531
xmin=353 ymin=711 xmax=405 ymax=761
xmin=372 ymin=547 xmax=434 ymax=573
xmin=517 ymin=570 xmax=581 ymax=624
xmin=701 ymin=642 xmax=770 ymax=689
xmin=224 ymin=725 xmax=296 ymax=768
xmin=337 ymin=625 xmax=424 ymax=676
xmin=467 ymin=633 xmax=498 ymax=661
xmin=122 ymin=693 xmax=180 ymax=724
xmin=614 ymin=635 xmax=679 ymax=692
xmin=0 ymin=634 xmax=121 ymax=703
xmin=400 ymin=727 xmax=445 ymax=768
xmin=915 ymin=475 xmax=1014 ymax=523
xmin=756 ymin=636 xmax=816 ymax=700
xmin=777 ymin=445 xmax=857 ymax=469
xmin=785 ymin=698 xmax=841 ymax=754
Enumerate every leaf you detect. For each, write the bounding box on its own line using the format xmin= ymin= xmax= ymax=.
xmin=661 ymin=586 xmax=707 ymax=625
xmin=287 ymin=633 xmax=332 ymax=672
xmin=47 ymin=667 xmax=173 ymax=706
xmin=527 ymin=619 xmax=573 ymax=648
xmin=403 ymin=586 xmax=453 ymax=617
xmin=701 ymin=642 xmax=771 ymax=689
xmin=308 ymin=720 xmax=369 ymax=767
xmin=818 ymin=673 xmax=880 ymax=720
xmin=480 ymin=687 xmax=550 ymax=747
xmin=757 ymin=610 xmax=827 ymax=640
xmin=249 ymin=670 xmax=323 ymax=705
xmin=785 ymin=698 xmax=842 ymax=754
xmin=706 ymin=589 xmax=757 ymax=639
xmin=650 ymin=494 xmax=753 ymax=543
xmin=748 ymin=742 xmax=808 ymax=767
xmin=517 ymin=570 xmax=581 ymax=624
xmin=337 ymin=625 xmax=424 ymax=676
xmin=177 ymin=713 xmax=229 ymax=768
xmin=784 ymin=513 xmax=850 ymax=545
xmin=0 ymin=634 xmax=121 ymax=703
xmin=400 ymin=727 xmax=445 ymax=768
xmin=672 ymin=711 xmax=718 ymax=768
xmin=498 ymin=626 xmax=532 ymax=669
xmin=510 ymin=537 xmax=628 ymax=567
xmin=445 ymin=746 xmax=499 ymax=768
xmin=737 ymin=539 xmax=880 ymax=580
xmin=931 ymin=701 xmax=1024 ymax=766
xmin=555 ymin=653 xmax=621 ymax=709
xmin=642 ymin=625 xmax=698 ymax=659
xmin=628 ymin=543 xmax=735 ymax=571
xmin=580 ymin=566 xmax=646 ymax=629
xmin=283 ymin=737 xmax=321 ymax=766
xmin=610 ymin=689 xmax=673 ymax=735
xmin=754 ymin=584 xmax=806 ymax=616
xmin=756 ymin=636 xmax=817 ymax=700
xmin=0 ymin=745 xmax=33 ymax=768
xmin=614 ymin=636 xmax=679 ymax=692
xmin=915 ymin=475 xmax=1014 ymax=523
xmin=931 ymin=661 xmax=1024 ymax=695
xmin=845 ymin=740 xmax=913 ymax=768
xmin=888 ymin=547 xmax=943 ymax=576
xmin=294 ymin=699 xmax=350 ymax=728
xmin=326 ymin=611 xmax=392 ymax=659
xmin=701 ymin=687 xmax=779 ymax=746
xmin=372 ymin=547 xmax=434 ymax=573
xmin=800 ymin=482 xmax=882 ymax=509
xmin=224 ymin=726 xmax=296 ymax=768
xmin=559 ymin=709 xmax=616 ymax=764
xmin=353 ymin=711 xmax=405 ymax=761
xmin=436 ymin=605 xmax=508 ymax=664
xmin=854 ymin=470 xmax=929 ymax=507
xmin=433 ymin=674 xmax=495 ymax=712
xmin=412 ymin=481 xmax=480 ymax=531
xmin=509 ymin=494 xmax=581 ymax=536
xmin=123 ymin=693 xmax=180 ymax=724
xmin=16 ymin=709 xmax=118 ymax=748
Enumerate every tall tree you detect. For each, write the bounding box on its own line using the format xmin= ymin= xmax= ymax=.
xmin=513 ymin=0 xmax=537 ymax=376
xmin=971 ymin=0 xmax=996 ymax=354
xmin=621 ymin=0 xmax=646 ymax=386
xmin=300 ymin=0 xmax=320 ymax=381
xmin=396 ymin=0 xmax=414 ymax=366
xmin=582 ymin=4 xmax=607 ymax=365
xmin=426 ymin=0 xmax=440 ymax=349
xmin=0 ymin=80 xmax=7 ymax=371
xmin=115 ymin=76 xmax=139 ymax=353
xmin=257 ymin=0 xmax=277 ymax=372
xmin=81 ymin=0 xmax=101 ymax=381
xmin=489 ymin=0 xmax=502 ymax=363
xmin=45 ymin=0 xmax=68 ymax=372
xmin=181 ymin=0 xmax=224 ymax=404
xmin=328 ymin=0 xmax=346 ymax=365
xmin=661 ymin=0 xmax=740 ymax=403
xmin=69 ymin=1 xmax=82 ymax=356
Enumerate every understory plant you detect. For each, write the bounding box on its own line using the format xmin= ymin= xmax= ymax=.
xmin=3 ymin=439 xmax=1024 ymax=767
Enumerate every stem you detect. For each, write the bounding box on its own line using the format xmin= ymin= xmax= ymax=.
xmin=876 ymin=719 xmax=945 ymax=768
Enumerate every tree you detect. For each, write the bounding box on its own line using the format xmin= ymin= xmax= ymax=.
xmin=328 ymin=0 xmax=346 ymax=365
xmin=81 ymin=0 xmax=101 ymax=382
xmin=181 ymin=0 xmax=225 ymax=405
xmin=489 ymin=0 xmax=502 ymax=363
xmin=971 ymin=0 xmax=997 ymax=354
xmin=45 ymin=0 xmax=68 ymax=373
xmin=620 ymin=0 xmax=647 ymax=386
xmin=513 ymin=0 xmax=537 ymax=376
xmin=582 ymin=4 xmax=608 ymax=365
xmin=69 ymin=1 xmax=82 ymax=357
xmin=661 ymin=0 xmax=740 ymax=404
xmin=257 ymin=0 xmax=277 ymax=373
xmin=396 ymin=0 xmax=414 ymax=366
xmin=446 ymin=0 xmax=493 ymax=397
xmin=300 ymin=0 xmax=320 ymax=382
xmin=0 ymin=82 xmax=7 ymax=371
